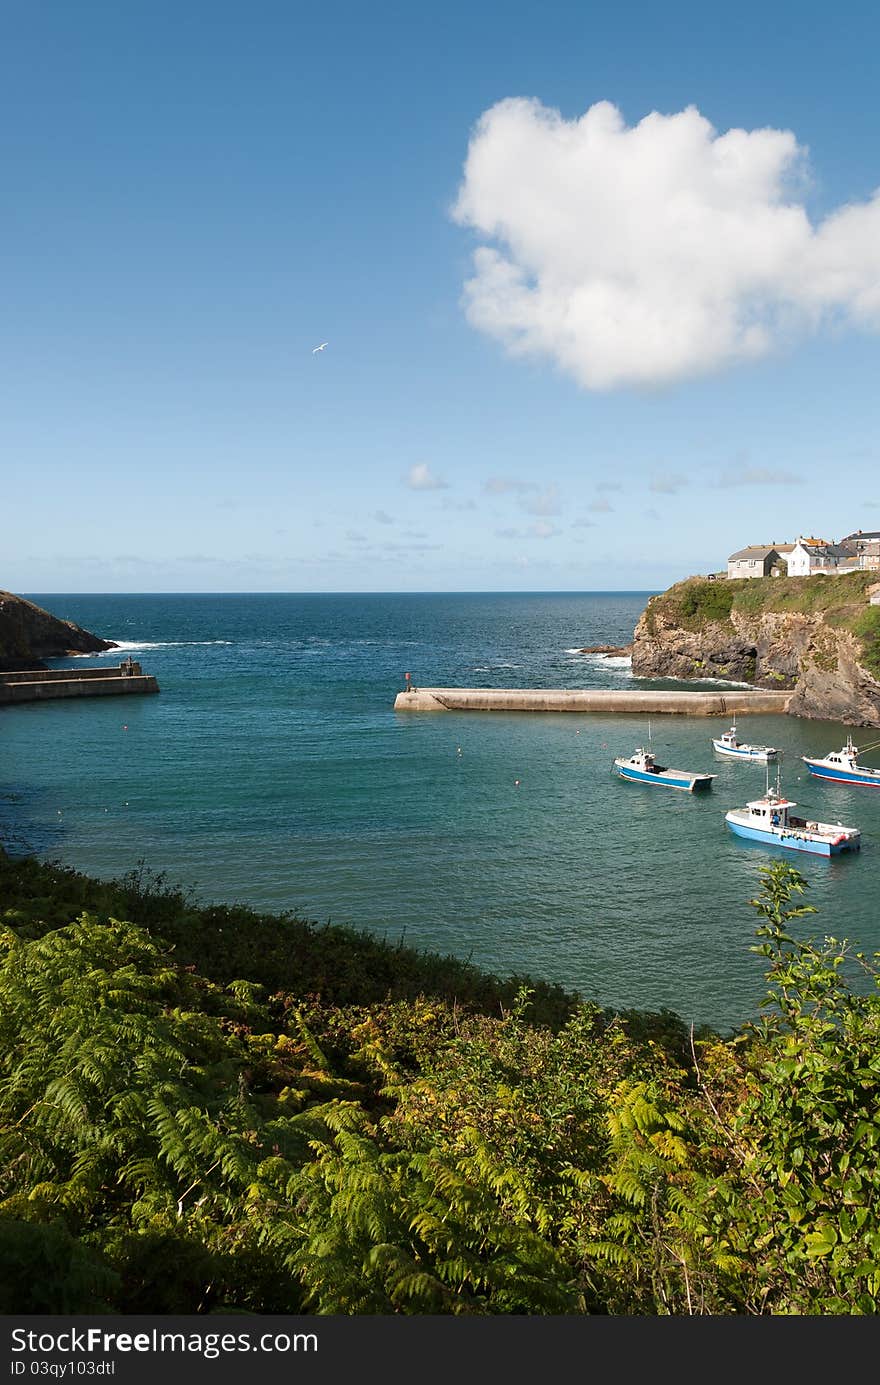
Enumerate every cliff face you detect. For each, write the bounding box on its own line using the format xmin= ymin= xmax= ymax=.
xmin=0 ymin=591 xmax=116 ymax=670
xmin=632 ymin=574 xmax=880 ymax=727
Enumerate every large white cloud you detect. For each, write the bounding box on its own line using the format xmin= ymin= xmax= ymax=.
xmin=452 ymin=99 xmax=880 ymax=389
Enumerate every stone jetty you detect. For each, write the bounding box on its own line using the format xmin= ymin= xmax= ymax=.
xmin=394 ymin=687 xmax=792 ymax=715
xmin=0 ymin=660 xmax=159 ymax=705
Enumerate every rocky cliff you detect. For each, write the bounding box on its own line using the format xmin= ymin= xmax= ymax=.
xmin=0 ymin=591 xmax=116 ymax=670
xmin=632 ymin=573 xmax=880 ymax=727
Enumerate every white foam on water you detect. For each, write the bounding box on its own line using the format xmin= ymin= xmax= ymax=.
xmin=107 ymin=640 xmax=233 ymax=651
xmin=636 ymin=672 xmax=758 ymax=689
xmin=569 ymin=652 xmax=633 ymax=676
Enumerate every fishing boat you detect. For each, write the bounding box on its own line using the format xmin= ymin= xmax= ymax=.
xmin=725 ymin=766 xmax=861 ymax=856
xmin=613 ymin=746 xmax=715 ymax=792
xmin=801 ymin=735 xmax=880 ymax=788
xmin=711 ymin=720 xmax=779 ymax=763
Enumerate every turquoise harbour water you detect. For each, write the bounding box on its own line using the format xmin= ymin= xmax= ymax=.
xmin=3 ymin=591 xmax=879 ymax=1034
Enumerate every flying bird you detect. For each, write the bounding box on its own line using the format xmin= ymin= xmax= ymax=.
xmin=312 ymin=341 xmax=328 ymax=354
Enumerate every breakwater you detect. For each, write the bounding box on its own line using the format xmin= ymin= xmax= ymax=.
xmin=0 ymin=660 xmax=159 ymax=705
xmin=394 ymin=687 xmax=793 ymax=715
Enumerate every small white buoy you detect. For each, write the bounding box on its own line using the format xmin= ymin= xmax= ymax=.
xmin=514 ymin=779 xmax=520 ymax=787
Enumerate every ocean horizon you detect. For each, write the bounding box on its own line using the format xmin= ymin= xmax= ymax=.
xmin=4 ymin=589 xmax=879 ymax=1035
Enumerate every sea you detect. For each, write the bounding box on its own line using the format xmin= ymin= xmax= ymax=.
xmin=3 ymin=591 xmax=880 ymax=1035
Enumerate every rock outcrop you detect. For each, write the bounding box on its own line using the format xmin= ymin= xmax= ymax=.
xmin=0 ymin=591 xmax=116 ymax=670
xmin=578 ymin=644 xmax=633 ymax=657
xmin=632 ymin=574 xmax=880 ymax=727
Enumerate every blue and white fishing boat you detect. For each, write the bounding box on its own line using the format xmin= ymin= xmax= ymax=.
xmin=801 ymin=735 xmax=880 ymax=788
xmin=712 ymin=720 xmax=779 ymax=763
xmin=613 ymin=746 xmax=715 ymax=792
xmin=725 ymin=772 xmax=861 ymax=857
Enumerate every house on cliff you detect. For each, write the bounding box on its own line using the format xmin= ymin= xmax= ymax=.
xmin=787 ymin=537 xmax=845 ymax=577
xmin=840 ymin=531 xmax=880 ymax=572
xmin=726 ymin=533 xmax=877 ymax=580
xmin=727 ymin=545 xmax=791 ymax=579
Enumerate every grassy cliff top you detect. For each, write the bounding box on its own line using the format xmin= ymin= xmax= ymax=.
xmin=641 ymin=571 xmax=880 ymax=677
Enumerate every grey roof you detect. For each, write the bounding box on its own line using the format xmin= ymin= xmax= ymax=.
xmin=728 ymin=546 xmax=779 ymax=562
xmin=841 ymin=531 xmax=880 ymax=543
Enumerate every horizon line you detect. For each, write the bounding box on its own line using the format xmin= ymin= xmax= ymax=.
xmin=20 ymin=588 xmax=661 ymax=598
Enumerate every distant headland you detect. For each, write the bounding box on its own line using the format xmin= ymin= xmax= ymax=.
xmin=632 ymin=570 xmax=880 ymax=727
xmin=0 ymin=591 xmax=117 ymax=670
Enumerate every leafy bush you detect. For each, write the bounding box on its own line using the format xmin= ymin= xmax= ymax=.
xmin=1 ymin=851 xmax=878 ymax=1314
xmin=676 ymin=581 xmax=735 ymax=625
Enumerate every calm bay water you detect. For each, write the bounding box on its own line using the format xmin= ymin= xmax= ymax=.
xmin=3 ymin=591 xmax=879 ymax=1033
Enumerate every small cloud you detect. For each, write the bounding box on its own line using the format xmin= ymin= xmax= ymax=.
xmin=865 ymin=500 xmax=880 ymax=509
xmin=441 ymin=496 xmax=477 ymax=511
xmin=531 ymin=520 xmax=560 ymax=538
xmin=596 ymin=481 xmax=623 ymax=492
xmin=406 ymin=462 xmax=448 ymax=490
xmin=522 ymin=485 xmax=561 ymax=517
xmin=483 ymin=475 xmax=537 ymax=496
xmin=346 ymin=530 xmax=368 ymax=544
xmin=644 ymin=507 xmax=660 ymax=520
xmin=650 ymin=474 xmax=688 ymax=494
xmin=588 ymin=496 xmax=613 ymax=513
xmin=373 ymin=509 xmax=394 ymax=524
xmin=716 ymin=467 xmax=802 ymax=488
xmin=571 ymin=517 xmax=596 ymax=528
xmin=380 ymin=539 xmax=443 ymax=554
xmin=495 ymin=526 xmax=523 ymax=539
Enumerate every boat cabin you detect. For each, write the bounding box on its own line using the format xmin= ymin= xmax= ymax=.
xmin=824 ymin=750 xmax=856 ymax=768
xmin=745 ymin=792 xmax=796 ymax=829
xmin=822 ymin=739 xmax=859 ymax=768
xmin=628 ymin=748 xmax=664 ymax=774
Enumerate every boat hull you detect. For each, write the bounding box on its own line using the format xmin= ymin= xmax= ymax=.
xmin=712 ymin=741 xmax=776 ymax=762
xmin=615 ymin=764 xmax=713 ymax=792
xmin=725 ymin=817 xmax=860 ymax=856
xmin=802 ymin=759 xmax=880 ymax=787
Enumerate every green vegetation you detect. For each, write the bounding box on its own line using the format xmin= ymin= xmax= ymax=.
xmin=653 ymin=570 xmax=876 ymax=629
xmin=1 ymin=849 xmax=879 ymax=1315
xmin=852 ymin=606 xmax=880 ymax=679
xmin=676 ymin=579 xmax=735 ymax=625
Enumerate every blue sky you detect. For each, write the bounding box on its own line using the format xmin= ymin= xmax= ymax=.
xmin=4 ymin=0 xmax=879 ymax=593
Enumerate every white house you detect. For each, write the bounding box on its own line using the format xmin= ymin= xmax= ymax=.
xmin=786 ymin=537 xmax=841 ymax=577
